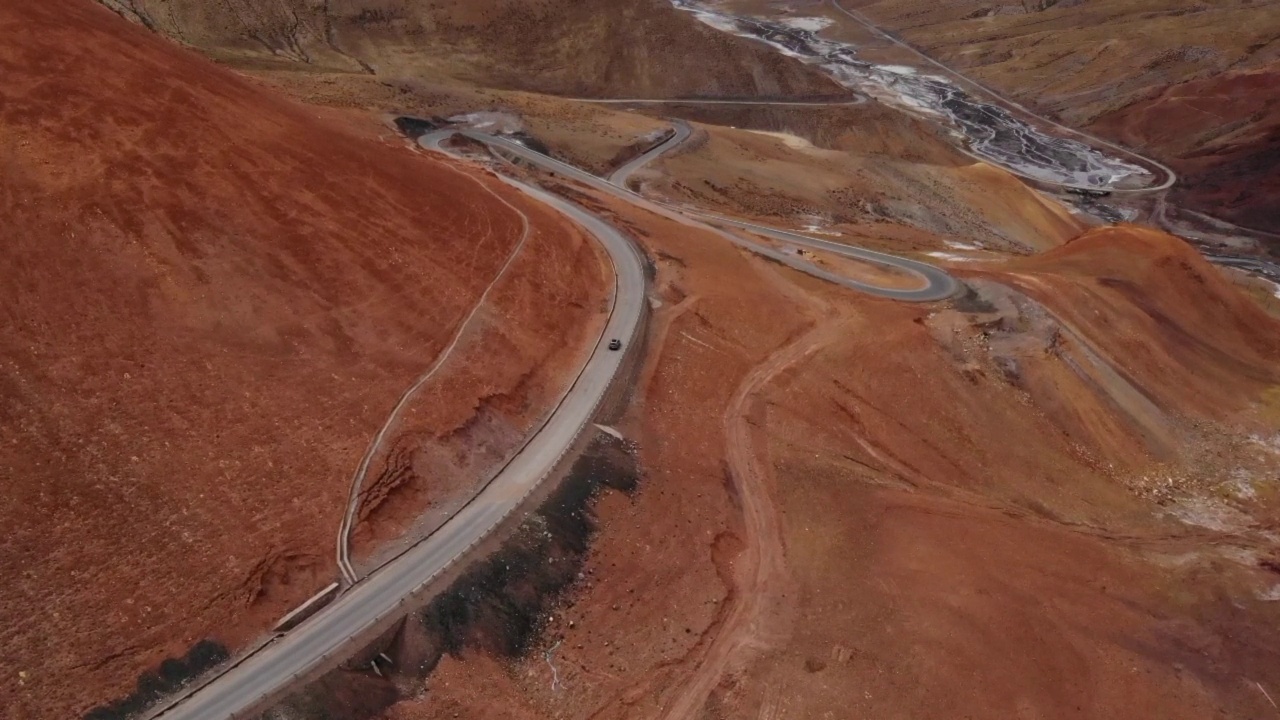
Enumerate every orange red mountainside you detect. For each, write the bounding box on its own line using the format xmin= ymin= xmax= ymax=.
xmin=1093 ymin=64 xmax=1280 ymax=238
xmin=997 ymin=225 xmax=1280 ymax=417
xmin=0 ymin=1 xmax=603 ymax=718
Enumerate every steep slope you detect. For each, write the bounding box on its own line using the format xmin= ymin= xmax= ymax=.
xmin=1092 ymin=65 xmax=1280 ymax=235
xmin=648 ymin=109 xmax=1083 ymax=252
xmin=1001 ymin=225 xmax=1280 ymax=402
xmin=0 ymin=1 xmax=606 ymax=718
xmin=99 ymin=0 xmax=844 ymax=99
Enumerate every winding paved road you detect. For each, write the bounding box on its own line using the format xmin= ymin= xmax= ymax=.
xmin=823 ymin=0 xmax=1280 ymax=275
xmin=151 ymin=136 xmax=647 ymax=720
xmin=608 ymin=121 xmax=693 ymax=187
xmin=335 ymin=171 xmax=535 ymax=584
xmin=468 ymin=124 xmax=958 ymax=302
xmin=148 ymin=120 xmax=956 ymax=719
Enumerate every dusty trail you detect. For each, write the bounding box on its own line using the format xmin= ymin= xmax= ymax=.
xmin=655 ymin=316 xmax=837 ymax=719
xmin=335 ymin=165 xmax=533 ymax=583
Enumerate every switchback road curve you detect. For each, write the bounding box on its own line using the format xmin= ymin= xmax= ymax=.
xmin=461 ymin=123 xmax=958 ymax=302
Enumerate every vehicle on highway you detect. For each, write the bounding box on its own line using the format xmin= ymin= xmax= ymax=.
xmin=608 ymin=338 xmax=622 ymax=351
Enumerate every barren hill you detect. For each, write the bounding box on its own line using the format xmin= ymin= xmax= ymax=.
xmin=0 ymin=1 xmax=606 ymax=717
xmin=1000 ymin=225 xmax=1280 ymax=417
xmin=1092 ymin=65 xmax=1280 ymax=235
xmin=10 ymin=1 xmax=1280 ymax=719
xmin=99 ymin=0 xmax=844 ymax=99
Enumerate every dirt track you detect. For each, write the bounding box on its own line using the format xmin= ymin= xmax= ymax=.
xmin=338 ymin=163 xmax=533 ymax=583
xmin=655 ymin=316 xmax=833 ymax=718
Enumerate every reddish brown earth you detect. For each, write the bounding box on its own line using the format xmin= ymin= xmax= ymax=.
xmin=10 ymin=1 xmax=1280 ymax=719
xmin=994 ymin=225 xmax=1280 ymax=416
xmin=0 ymin=2 xmax=605 ymax=718
xmin=1093 ymin=65 xmax=1280 ymax=237
xmin=381 ymin=208 xmax=1280 ymax=718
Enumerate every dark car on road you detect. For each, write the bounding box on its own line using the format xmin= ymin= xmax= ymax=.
xmin=608 ymin=338 xmax=622 ymax=351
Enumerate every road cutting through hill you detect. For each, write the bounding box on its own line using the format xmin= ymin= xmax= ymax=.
xmin=149 ymin=121 xmax=957 ymax=719
xmin=334 ymin=165 xmax=535 ymax=585
xmin=150 ymin=140 xmax=648 ymax=720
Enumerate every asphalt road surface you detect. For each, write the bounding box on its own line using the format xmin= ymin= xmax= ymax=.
xmin=150 ymin=136 xmax=647 ymax=720
xmin=608 ymin=120 xmax=693 ymax=187
xmin=1206 ymin=254 xmax=1280 ymax=282
xmin=335 ymin=179 xmax=537 ymax=585
xmin=474 ymin=124 xmax=957 ymax=302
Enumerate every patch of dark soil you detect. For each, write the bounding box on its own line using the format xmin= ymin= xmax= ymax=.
xmin=654 ymin=248 xmax=687 ymax=267
xmin=259 ymin=670 xmax=398 ymax=720
xmin=949 ymin=282 xmax=998 ymax=314
xmin=417 ymin=433 xmax=638 ymax=660
xmin=257 ymin=432 xmax=641 ymax=720
xmin=392 ymin=116 xmax=442 ymax=139
xmin=83 ymin=640 xmax=229 ymax=720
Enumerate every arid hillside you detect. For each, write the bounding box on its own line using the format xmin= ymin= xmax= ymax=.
xmin=837 ymin=0 xmax=1280 ymax=233
xmin=98 ymin=0 xmax=843 ymax=99
xmin=269 ymin=190 xmax=1280 ymax=719
xmin=1092 ymin=65 xmax=1280 ymax=236
xmin=1001 ymin=225 xmax=1280 ymax=408
xmin=11 ymin=1 xmax=1280 ymax=719
xmin=0 ymin=1 xmax=607 ymax=718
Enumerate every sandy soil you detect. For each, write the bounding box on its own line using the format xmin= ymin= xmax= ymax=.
xmin=0 ymin=3 xmax=606 ymax=717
